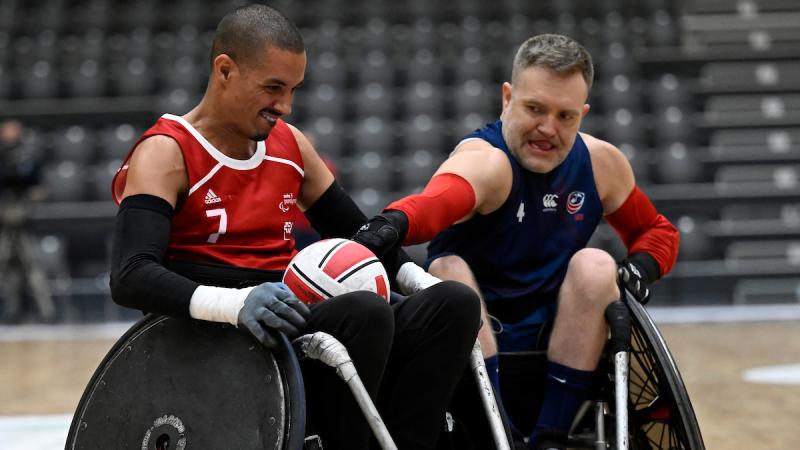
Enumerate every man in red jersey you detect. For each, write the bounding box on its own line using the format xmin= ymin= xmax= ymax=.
xmin=109 ymin=5 xmax=479 ymax=449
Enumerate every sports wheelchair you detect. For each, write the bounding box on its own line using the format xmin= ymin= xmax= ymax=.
xmin=441 ymin=290 xmax=705 ymax=450
xmin=66 ymin=290 xmax=703 ymax=450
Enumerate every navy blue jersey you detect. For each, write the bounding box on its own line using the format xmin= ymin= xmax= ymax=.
xmin=426 ymin=120 xmax=602 ymax=311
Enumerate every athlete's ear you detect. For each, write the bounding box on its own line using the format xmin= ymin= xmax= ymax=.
xmin=582 ymin=103 xmax=591 ymax=118
xmin=213 ymin=54 xmax=236 ymax=83
xmin=501 ymin=81 xmax=512 ymax=110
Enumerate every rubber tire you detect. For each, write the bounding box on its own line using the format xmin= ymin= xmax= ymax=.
xmin=625 ymin=293 xmax=705 ymax=450
xmin=66 ymin=314 xmax=306 ymax=450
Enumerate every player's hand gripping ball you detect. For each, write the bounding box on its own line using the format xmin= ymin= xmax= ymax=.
xmin=282 ymin=238 xmax=391 ymax=304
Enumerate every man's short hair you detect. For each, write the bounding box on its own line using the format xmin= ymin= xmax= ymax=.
xmin=511 ymin=34 xmax=594 ymax=93
xmin=210 ymin=4 xmax=304 ymax=68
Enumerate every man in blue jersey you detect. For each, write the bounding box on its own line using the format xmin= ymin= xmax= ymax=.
xmin=354 ymin=34 xmax=679 ymax=449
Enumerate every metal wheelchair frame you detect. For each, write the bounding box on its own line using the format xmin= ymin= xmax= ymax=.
xmin=473 ymin=290 xmax=705 ymax=450
xmin=67 ymin=288 xmax=704 ymax=450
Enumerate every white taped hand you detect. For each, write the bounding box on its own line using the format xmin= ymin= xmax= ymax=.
xmin=396 ymin=262 xmax=442 ymax=295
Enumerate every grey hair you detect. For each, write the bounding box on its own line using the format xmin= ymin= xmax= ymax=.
xmin=210 ymin=4 xmax=304 ymax=68
xmin=511 ymin=34 xmax=594 ymax=92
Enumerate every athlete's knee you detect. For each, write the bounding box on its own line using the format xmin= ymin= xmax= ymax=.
xmin=567 ymin=248 xmax=616 ymax=284
xmin=325 ymin=290 xmax=394 ymax=342
xmin=343 ymin=290 xmax=393 ymax=321
xmin=424 ymin=280 xmax=481 ymax=330
xmin=563 ymin=248 xmax=619 ymax=302
xmin=428 ymin=254 xmax=473 ymax=280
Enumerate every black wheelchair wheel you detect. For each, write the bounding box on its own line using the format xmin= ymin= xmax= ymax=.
xmin=624 ymin=295 xmax=705 ymax=450
xmin=66 ymin=314 xmax=306 ymax=450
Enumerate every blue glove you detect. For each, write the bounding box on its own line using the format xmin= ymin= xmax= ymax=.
xmin=237 ymin=282 xmax=311 ymax=348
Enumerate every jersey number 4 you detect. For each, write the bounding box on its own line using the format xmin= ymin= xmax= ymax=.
xmin=206 ymin=208 xmax=228 ymax=243
xmin=516 ymin=202 xmax=525 ymax=222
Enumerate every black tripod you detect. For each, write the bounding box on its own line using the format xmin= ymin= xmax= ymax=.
xmin=0 ymin=198 xmax=56 ymax=322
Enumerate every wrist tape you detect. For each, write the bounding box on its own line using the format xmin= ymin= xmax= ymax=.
xmin=189 ymin=285 xmax=255 ymax=325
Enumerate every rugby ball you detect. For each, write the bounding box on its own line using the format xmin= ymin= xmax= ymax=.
xmin=283 ymin=238 xmax=390 ymax=304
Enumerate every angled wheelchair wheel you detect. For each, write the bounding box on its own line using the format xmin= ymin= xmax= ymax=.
xmin=623 ymin=295 xmax=705 ymax=450
xmin=66 ymin=314 xmax=306 ymax=450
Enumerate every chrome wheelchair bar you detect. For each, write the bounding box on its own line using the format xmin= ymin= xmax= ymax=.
xmin=613 ymin=351 xmax=629 ymax=450
xmin=294 ymin=332 xmax=398 ymax=450
xmin=470 ymin=341 xmax=511 ymax=450
xmin=605 ymin=301 xmax=631 ymax=450
xmin=594 ymin=401 xmax=606 ymax=450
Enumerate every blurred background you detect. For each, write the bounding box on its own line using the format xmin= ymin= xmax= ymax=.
xmin=0 ymin=1 xmax=799 ymax=449
xmin=1 ymin=0 xmax=799 ymax=324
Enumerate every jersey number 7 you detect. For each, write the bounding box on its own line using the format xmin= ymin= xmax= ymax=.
xmin=206 ymin=208 xmax=228 ymax=243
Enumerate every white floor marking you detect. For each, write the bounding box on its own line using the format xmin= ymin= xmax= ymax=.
xmin=0 ymin=414 xmax=71 ymax=450
xmin=742 ymin=363 xmax=800 ymax=385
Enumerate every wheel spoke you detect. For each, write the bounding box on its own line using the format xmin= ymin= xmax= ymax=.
xmin=592 ymin=300 xmax=705 ymax=449
xmin=623 ymin=304 xmax=702 ymax=450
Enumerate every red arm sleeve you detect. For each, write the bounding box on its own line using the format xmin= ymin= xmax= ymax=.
xmin=385 ymin=173 xmax=476 ymax=244
xmin=605 ymin=186 xmax=680 ymax=277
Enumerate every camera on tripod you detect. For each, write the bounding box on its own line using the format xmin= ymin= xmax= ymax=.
xmin=0 ymin=119 xmax=55 ymax=323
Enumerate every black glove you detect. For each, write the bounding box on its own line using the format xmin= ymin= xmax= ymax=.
xmin=237 ymin=282 xmax=311 ymax=348
xmin=351 ymin=209 xmax=409 ymax=258
xmin=617 ymin=253 xmax=659 ymax=305
xmin=618 ymin=260 xmax=649 ymax=304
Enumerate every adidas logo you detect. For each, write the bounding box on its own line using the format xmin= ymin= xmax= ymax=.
xmin=204 ymin=189 xmax=222 ymax=204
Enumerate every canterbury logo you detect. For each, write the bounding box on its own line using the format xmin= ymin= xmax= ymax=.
xmin=204 ymin=189 xmax=222 ymax=204
xmin=542 ymin=194 xmax=558 ymax=209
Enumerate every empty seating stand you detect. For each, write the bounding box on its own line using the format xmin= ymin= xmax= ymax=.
xmin=703 ymin=94 xmax=800 ymax=127
xmin=700 ymin=60 xmax=800 ymax=93
xmin=3 ymin=0 xmax=799 ymax=321
xmin=641 ymin=0 xmax=800 ymax=306
xmin=681 ymin=0 xmax=800 ymax=57
xmin=706 ymin=128 xmax=800 ymax=164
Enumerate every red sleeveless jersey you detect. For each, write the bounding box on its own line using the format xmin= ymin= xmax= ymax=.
xmin=112 ymin=114 xmax=304 ymax=271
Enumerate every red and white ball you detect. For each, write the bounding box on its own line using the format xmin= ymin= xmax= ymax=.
xmin=283 ymin=238 xmax=390 ymax=304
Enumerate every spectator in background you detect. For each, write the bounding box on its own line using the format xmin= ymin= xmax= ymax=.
xmin=0 ymin=119 xmax=52 ymax=323
xmin=1 ymin=119 xmax=43 ymax=199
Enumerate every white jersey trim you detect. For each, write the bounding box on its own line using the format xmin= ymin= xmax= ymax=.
xmin=162 ymin=113 xmax=266 ymax=170
xmin=265 ymin=155 xmax=304 ymax=177
xmin=188 ymin=162 xmax=224 ymax=197
xmin=452 ymin=137 xmax=485 ymax=156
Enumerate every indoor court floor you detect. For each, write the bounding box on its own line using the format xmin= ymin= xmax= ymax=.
xmin=1 ymin=306 xmax=799 ymax=450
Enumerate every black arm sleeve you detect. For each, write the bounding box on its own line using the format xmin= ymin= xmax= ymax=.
xmin=109 ymin=194 xmax=199 ymax=317
xmin=303 ymin=180 xmax=413 ymax=280
xmin=304 ymin=180 xmax=368 ymax=238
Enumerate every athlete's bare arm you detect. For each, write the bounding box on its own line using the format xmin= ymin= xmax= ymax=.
xmin=433 ymin=139 xmax=515 ymax=220
xmin=420 ymin=140 xmax=514 ymax=357
xmin=288 ymin=124 xmax=336 ymax=211
xmin=581 ymin=132 xmax=636 ymax=215
xmin=584 ymin=130 xmax=679 ymax=283
xmin=120 ymin=135 xmax=189 ymax=207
